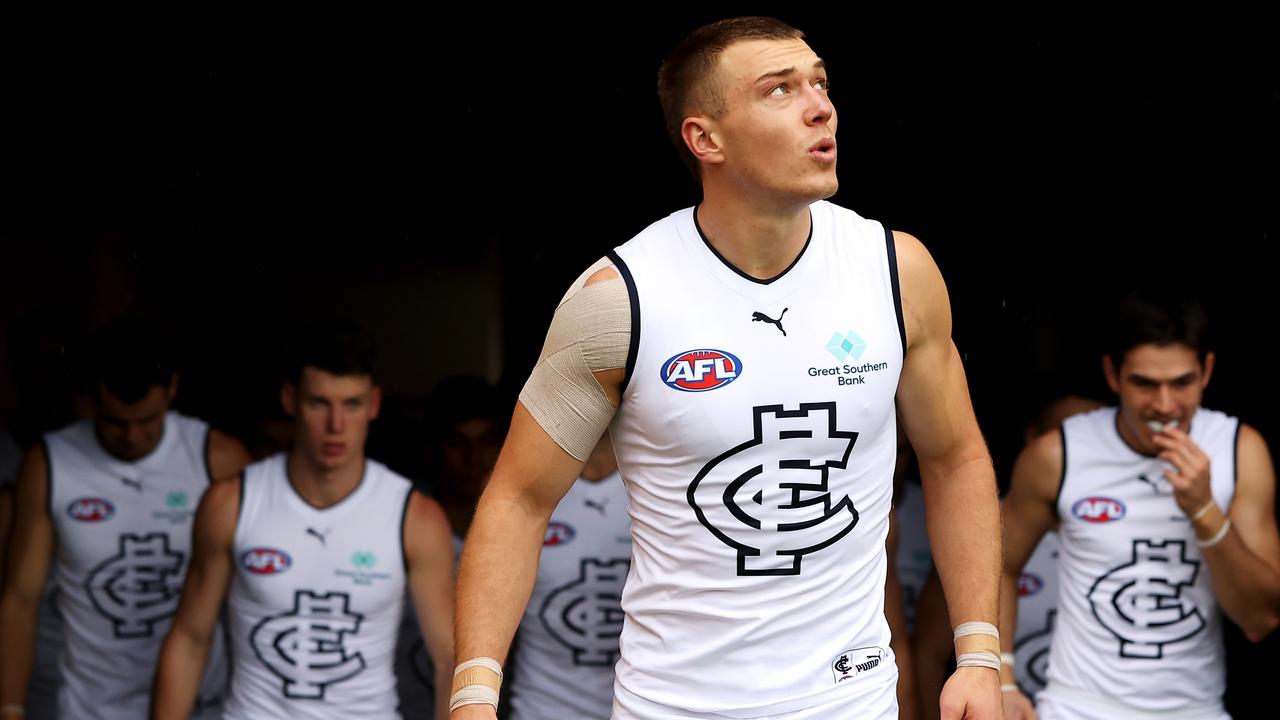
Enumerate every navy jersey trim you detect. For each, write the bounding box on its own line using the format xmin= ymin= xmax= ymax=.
xmin=41 ymin=437 xmax=53 ymax=518
xmin=203 ymin=427 xmax=215 ymax=485
xmin=235 ymin=470 xmax=247 ymax=530
xmin=606 ymin=250 xmax=640 ymax=394
xmin=400 ymin=487 xmax=414 ymax=573
xmin=1233 ymin=420 xmax=1242 ymax=489
xmin=693 ymin=205 xmax=813 ymax=285
xmin=884 ymin=226 xmax=908 ymax=356
xmin=1053 ymin=429 xmax=1068 ymax=513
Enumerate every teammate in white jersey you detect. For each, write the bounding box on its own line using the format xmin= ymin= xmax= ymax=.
xmin=507 ymin=434 xmax=630 ymax=720
xmin=453 ymin=16 xmax=1002 ymax=720
xmin=0 ymin=314 xmax=251 ymax=720
xmin=911 ymin=394 xmax=1103 ymax=720
xmin=1000 ymin=292 xmax=1280 ymax=719
xmin=152 ymin=319 xmax=456 ymax=720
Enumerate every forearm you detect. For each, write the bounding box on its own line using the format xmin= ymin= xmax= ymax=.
xmin=1195 ymin=508 xmax=1280 ymax=640
xmin=455 ymin=491 xmax=548 ymax=666
xmin=0 ymin=592 xmax=38 ymax=707
xmin=149 ymin=630 xmax=212 ymax=720
xmin=921 ymin=453 xmax=1001 ymax=630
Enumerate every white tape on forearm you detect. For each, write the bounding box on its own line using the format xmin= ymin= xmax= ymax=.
xmin=1000 ymin=651 xmax=1015 ymax=667
xmin=453 ymin=657 xmax=503 ymax=677
xmin=956 ymin=651 xmax=1001 ymax=671
xmin=953 ymin=621 xmax=999 ymax=641
xmin=1197 ymin=518 xmax=1232 ymax=548
xmin=450 ymin=657 xmax=503 ymax=712
xmin=450 ymin=685 xmax=499 ymax=713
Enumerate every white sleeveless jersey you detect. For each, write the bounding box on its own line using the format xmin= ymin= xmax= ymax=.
xmin=509 ymin=470 xmax=631 ymax=720
xmin=44 ymin=412 xmax=227 ymax=719
xmin=1013 ymin=531 xmax=1059 ymax=697
xmin=1044 ymin=407 xmax=1237 ymax=716
xmin=609 ymin=201 xmax=905 ymax=717
xmin=223 ymin=454 xmax=411 ymax=720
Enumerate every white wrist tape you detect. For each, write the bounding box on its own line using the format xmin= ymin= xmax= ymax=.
xmin=956 ymin=651 xmax=1001 ymax=671
xmin=1191 ymin=499 xmax=1217 ymax=521
xmin=1197 ymin=518 xmax=1232 ymax=548
xmin=953 ymin=621 xmax=1000 ymax=641
xmin=450 ymin=657 xmax=504 ymax=713
xmin=1000 ymin=651 xmax=1015 ymax=667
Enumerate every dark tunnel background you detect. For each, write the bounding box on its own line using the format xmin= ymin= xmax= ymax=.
xmin=2 ymin=10 xmax=1277 ymax=712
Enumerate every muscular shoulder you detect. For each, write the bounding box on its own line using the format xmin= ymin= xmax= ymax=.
xmin=1010 ymin=428 xmax=1066 ymax=504
xmin=403 ymin=490 xmax=454 ymax=565
xmin=891 ymin=230 xmax=950 ymax=351
xmin=1236 ymin=423 xmax=1276 ymax=491
xmin=194 ymin=472 xmax=243 ymax=546
xmin=206 ymin=429 xmax=252 ymax=482
xmin=521 ymin=256 xmax=631 ymax=461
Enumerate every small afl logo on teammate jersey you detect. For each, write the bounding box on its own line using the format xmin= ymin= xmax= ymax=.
xmin=67 ymin=497 xmax=115 ymax=522
xmin=660 ymin=349 xmax=742 ymax=392
xmin=544 ymin=522 xmax=576 ymax=546
xmin=1018 ymin=572 xmax=1044 ymax=597
xmin=1072 ymin=496 xmax=1126 ymax=523
xmin=241 ymin=548 xmax=292 ymax=575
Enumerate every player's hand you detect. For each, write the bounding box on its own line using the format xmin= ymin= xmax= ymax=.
xmin=939 ymin=666 xmax=1001 ymax=719
xmin=1002 ymin=685 xmax=1038 ymax=720
xmin=450 ymin=704 xmax=497 ymax=720
xmin=1152 ymin=426 xmax=1212 ymax=515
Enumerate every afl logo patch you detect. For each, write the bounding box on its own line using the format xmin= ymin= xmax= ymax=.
xmin=544 ymin=522 xmax=576 ymax=546
xmin=660 ymin=349 xmax=742 ymax=392
xmin=241 ymin=548 xmax=292 ymax=575
xmin=1072 ymin=496 xmax=1126 ymax=523
xmin=67 ymin=497 xmax=115 ymax=522
xmin=1018 ymin=572 xmax=1044 ymax=597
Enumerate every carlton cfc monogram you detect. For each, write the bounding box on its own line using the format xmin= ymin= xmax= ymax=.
xmin=689 ymin=402 xmax=860 ymax=576
xmin=250 ymin=589 xmax=367 ymax=699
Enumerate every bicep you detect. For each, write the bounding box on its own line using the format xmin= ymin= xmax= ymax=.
xmin=170 ymin=482 xmax=237 ymax=640
xmin=1001 ymin=435 xmax=1062 ymax=573
xmin=3 ymin=447 xmax=55 ymax=599
xmin=486 ymin=402 xmax=595 ymax=519
xmin=1229 ymin=426 xmax=1280 ymax=573
xmin=891 ymin=230 xmax=984 ymax=465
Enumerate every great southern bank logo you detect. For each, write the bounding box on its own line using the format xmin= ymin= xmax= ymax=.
xmin=826 ymin=331 xmax=866 ymax=362
xmin=661 ymin=349 xmax=742 ymax=392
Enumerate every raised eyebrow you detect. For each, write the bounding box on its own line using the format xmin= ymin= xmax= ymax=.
xmin=754 ymin=60 xmax=828 ymax=86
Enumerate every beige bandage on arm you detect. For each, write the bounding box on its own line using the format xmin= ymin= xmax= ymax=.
xmin=519 ymin=257 xmax=631 ymax=461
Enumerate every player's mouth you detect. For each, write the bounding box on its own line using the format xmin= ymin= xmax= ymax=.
xmin=809 ymin=138 xmax=837 ymax=163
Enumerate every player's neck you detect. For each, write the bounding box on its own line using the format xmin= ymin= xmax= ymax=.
xmin=286 ymin=450 xmax=365 ymax=509
xmin=695 ymin=194 xmax=811 ymax=281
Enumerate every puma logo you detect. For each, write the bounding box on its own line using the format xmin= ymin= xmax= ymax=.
xmin=751 ymin=308 xmax=788 ymax=337
xmin=120 ymin=476 xmax=143 ymax=492
xmin=585 ymin=498 xmax=609 ymax=516
xmin=306 ymin=527 xmax=331 ymax=546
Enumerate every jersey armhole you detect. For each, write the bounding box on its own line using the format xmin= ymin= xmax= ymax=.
xmin=606 ymin=250 xmax=640 ymax=395
xmin=234 ymin=470 xmax=247 ymax=533
xmin=202 ymin=427 xmax=216 ymax=486
xmin=1052 ymin=430 xmax=1069 ymax=515
xmin=883 ymin=226 xmax=908 ymax=358
xmin=400 ymin=486 xmax=414 ymax=573
xmin=1232 ymin=420 xmax=1243 ymax=489
xmin=41 ymin=437 xmax=54 ymax=519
